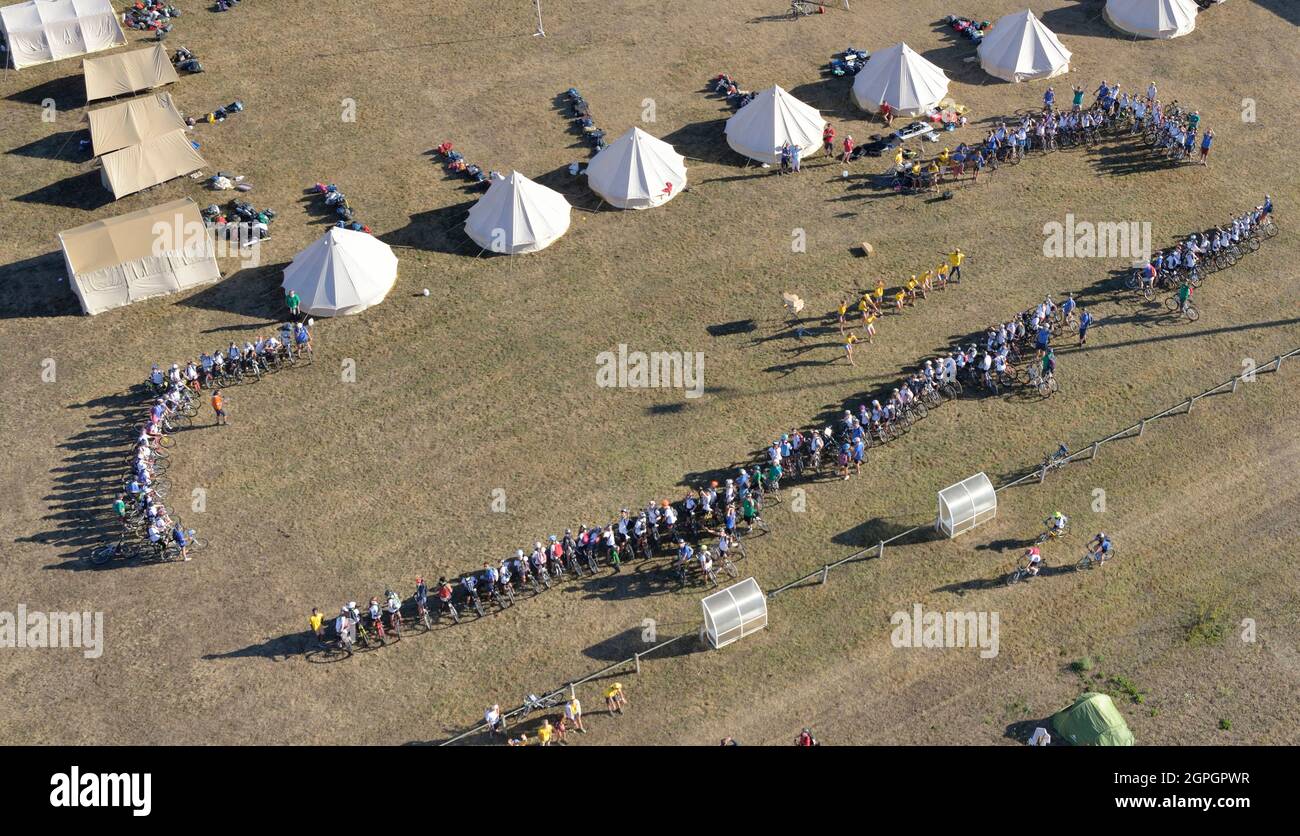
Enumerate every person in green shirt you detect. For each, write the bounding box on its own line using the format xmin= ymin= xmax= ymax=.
xmin=113 ymin=496 xmax=127 ymax=519
xmin=285 ymin=289 xmax=300 ymax=317
xmin=608 ymin=541 xmax=621 ymax=573
xmin=764 ymin=461 xmax=783 ymax=491
xmin=1071 ymin=85 xmax=1084 ymax=111
xmin=1176 ymin=282 xmax=1193 ymax=313
xmin=1041 ymin=348 xmax=1056 ymax=378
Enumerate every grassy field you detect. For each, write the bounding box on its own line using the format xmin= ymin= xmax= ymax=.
xmin=1 ymin=0 xmax=1297 ymax=745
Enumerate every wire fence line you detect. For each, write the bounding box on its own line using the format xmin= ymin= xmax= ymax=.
xmin=438 ymin=346 xmax=1297 ymax=744
xmin=767 ymin=346 xmax=1300 ymax=597
xmin=438 ymin=630 xmax=696 ymax=746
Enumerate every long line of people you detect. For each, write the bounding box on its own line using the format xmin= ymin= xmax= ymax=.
xmin=1129 ymin=197 xmax=1276 ymax=299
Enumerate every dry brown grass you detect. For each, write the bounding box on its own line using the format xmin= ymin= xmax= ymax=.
xmin=1 ymin=0 xmax=1298 ymax=745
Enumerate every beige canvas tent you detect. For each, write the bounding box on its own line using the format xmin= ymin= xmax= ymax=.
xmin=86 ymin=92 xmax=186 ymax=157
xmin=0 ymin=0 xmax=125 ymax=70
xmin=99 ymin=129 xmax=205 ymax=199
xmin=83 ymin=43 xmax=178 ymax=102
xmin=58 ymin=198 xmax=220 ymax=315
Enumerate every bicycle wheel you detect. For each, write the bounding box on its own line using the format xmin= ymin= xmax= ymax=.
xmin=1075 ymin=554 xmax=1094 ymax=572
xmin=723 ymin=558 xmax=738 ymax=578
xmin=1164 ymin=296 xmax=1180 ymax=314
xmin=157 ymin=433 xmax=175 ymax=448
xmin=1262 ymin=221 xmax=1278 ymax=239
xmin=1006 ymin=568 xmax=1024 ymax=586
xmin=1185 ymin=305 xmax=1200 ymax=322
xmin=472 ymin=597 xmax=485 ymax=617
xmin=1246 ymin=236 xmax=1260 ymax=253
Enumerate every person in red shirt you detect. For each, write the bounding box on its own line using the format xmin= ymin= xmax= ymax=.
xmin=822 ymin=125 xmax=835 ymax=155
xmin=879 ymin=102 xmax=895 ymax=127
xmin=841 ymin=135 xmax=855 ymax=163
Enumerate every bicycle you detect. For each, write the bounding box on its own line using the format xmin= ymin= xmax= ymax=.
xmin=1005 ymin=559 xmax=1039 ymax=586
xmin=1037 ymin=373 xmax=1060 ymax=397
xmin=465 ymin=588 xmax=486 ymax=618
xmin=1036 ymin=524 xmax=1068 ymax=546
xmin=89 ymin=536 xmax=142 ymax=565
xmin=1164 ymin=295 xmax=1200 ymax=322
xmin=788 ymin=0 xmax=818 ymax=18
xmin=1075 ymin=546 xmax=1116 ymax=571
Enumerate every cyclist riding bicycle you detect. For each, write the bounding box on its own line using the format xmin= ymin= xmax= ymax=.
xmin=1088 ymin=532 xmax=1113 ymax=559
xmin=1024 ymin=546 xmax=1043 ymax=576
xmin=1048 ymin=511 xmax=1068 ymax=536
xmin=435 ymin=579 xmax=454 ymax=612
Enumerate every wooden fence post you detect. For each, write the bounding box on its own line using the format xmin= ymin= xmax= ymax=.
xmin=1275 ymin=355 xmax=1284 ymax=372
xmin=634 ymin=653 xmax=641 ymax=675
xmin=1231 ymin=377 xmax=1238 ymax=394
xmin=1138 ymin=418 xmax=1146 ymax=437
xmin=878 ymin=540 xmax=886 ymax=560
xmin=1186 ymin=397 xmax=1194 ymax=414
xmin=820 ymin=565 xmax=829 ymax=585
xmin=1091 ymin=441 xmax=1100 ymax=460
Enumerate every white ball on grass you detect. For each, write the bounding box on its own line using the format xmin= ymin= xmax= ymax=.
xmin=422 ymin=288 xmax=430 ymax=296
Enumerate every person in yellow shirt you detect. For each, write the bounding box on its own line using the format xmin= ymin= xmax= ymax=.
xmin=859 ymin=294 xmax=874 ymax=327
xmin=843 ymin=331 xmax=859 ymax=365
xmin=308 ymin=608 xmax=325 ymax=643
xmin=938 ymin=147 xmax=951 ymax=166
xmin=893 ymin=147 xmax=905 ymax=169
xmin=894 ymin=288 xmax=907 ymax=311
xmin=605 ymin=682 xmax=627 ymax=715
xmin=872 ymin=278 xmax=886 ymax=309
xmin=920 ymin=269 xmax=934 ymax=294
xmin=906 ymin=275 xmax=919 ymax=304
xmin=538 ymin=719 xmax=554 ymax=745
xmin=948 ymin=248 xmax=965 ymax=281
xmin=837 ymin=298 xmax=849 ymax=334
xmin=864 ymin=312 xmax=877 ymax=341
xmin=934 ymin=263 xmax=950 ymax=290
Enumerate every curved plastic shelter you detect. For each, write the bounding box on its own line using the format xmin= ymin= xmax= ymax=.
xmin=585 ymin=127 xmax=687 ymax=210
xmin=1104 ymin=0 xmax=1197 ymax=39
xmin=724 ymin=84 xmax=827 ymax=166
xmin=936 ymin=472 xmax=997 ymax=538
xmin=851 ymin=42 xmax=950 ymax=116
xmin=701 ymin=577 xmax=767 ymax=649
xmin=978 ymin=9 xmax=1072 ymax=83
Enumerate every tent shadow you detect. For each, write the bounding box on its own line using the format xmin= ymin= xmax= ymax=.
xmin=379 ymin=200 xmax=480 ymax=256
xmin=5 ymin=73 xmax=85 ymax=107
xmin=659 ymin=118 xmax=737 ymax=166
xmin=13 ymin=169 xmax=113 ymax=210
xmin=176 ymin=260 xmax=290 ymax=319
xmin=787 ymin=80 xmax=858 ymax=122
xmin=8 ymin=129 xmax=91 ymax=161
xmin=1039 ymin=1 xmax=1119 ymax=39
xmin=917 ymin=41 xmax=986 ymax=82
xmin=0 ymin=251 xmax=82 ymax=318
xmin=1251 ymin=0 xmax=1300 ymax=26
xmin=530 ymin=164 xmax=603 ymax=211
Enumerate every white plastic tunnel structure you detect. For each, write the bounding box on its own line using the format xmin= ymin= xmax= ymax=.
xmin=701 ymin=577 xmax=768 ymax=649
xmin=936 ymin=472 xmax=997 ymax=539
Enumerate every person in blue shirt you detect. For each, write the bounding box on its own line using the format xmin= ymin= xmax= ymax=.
xmin=1078 ymin=309 xmax=1094 ymax=347
xmin=1199 ymin=129 xmax=1213 ymax=165
xmin=1035 ymin=323 xmax=1051 ymax=352
xmin=1060 ymin=293 xmax=1077 ymax=324
xmin=1043 ymin=86 xmax=1054 ymax=110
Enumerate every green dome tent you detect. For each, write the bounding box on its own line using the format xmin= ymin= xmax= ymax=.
xmin=1052 ymin=692 xmax=1135 ymax=746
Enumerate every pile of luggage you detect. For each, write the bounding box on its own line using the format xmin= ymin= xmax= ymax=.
xmin=311 ymin=183 xmax=371 ymax=233
xmin=433 ymin=142 xmax=496 ymax=189
xmin=828 ymin=47 xmax=870 ymax=77
xmin=123 ymin=2 xmax=180 ymax=40
xmin=187 ymin=100 xmax=243 ymax=127
xmin=172 ymin=46 xmax=202 ymax=74
xmin=201 ymin=200 xmax=276 ymax=244
xmin=710 ymin=74 xmax=757 ymax=110
xmin=945 ymin=15 xmax=990 ymax=43
xmin=562 ymin=88 xmax=607 ymax=152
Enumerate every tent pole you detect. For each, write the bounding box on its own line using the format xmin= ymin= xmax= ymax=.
xmin=533 ymin=0 xmax=545 ymax=37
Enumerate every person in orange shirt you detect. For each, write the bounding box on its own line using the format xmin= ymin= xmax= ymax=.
xmin=211 ymin=390 xmax=227 ymax=426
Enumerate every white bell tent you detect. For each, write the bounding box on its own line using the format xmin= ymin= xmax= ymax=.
xmin=724 ymin=85 xmax=827 ymax=166
xmin=281 ymin=227 xmax=398 ymax=317
xmin=977 ymin=10 xmax=1073 ymax=82
xmin=701 ymin=577 xmax=768 ymax=649
xmin=936 ymin=472 xmax=997 ymax=538
xmin=464 ymin=170 xmax=572 ymax=254
xmin=851 ymin=43 xmax=950 ymax=116
xmin=0 ymin=0 xmax=125 ymax=70
xmin=585 ymin=127 xmax=687 ymax=209
xmin=1103 ymin=0 xmax=1197 ymax=39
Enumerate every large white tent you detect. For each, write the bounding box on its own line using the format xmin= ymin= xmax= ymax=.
xmin=851 ymin=43 xmax=950 ymax=116
xmin=978 ymin=10 xmax=1072 ymax=82
xmin=1104 ymin=0 xmax=1198 ymax=39
xmin=86 ymin=92 xmax=186 ymax=157
xmin=99 ymin=129 xmax=205 ymax=200
xmin=282 ymin=227 xmax=398 ymax=317
xmin=585 ymin=127 xmax=687 ymax=210
xmin=0 ymin=0 xmax=125 ymax=70
xmin=58 ymin=198 xmax=219 ymax=315
xmin=464 ymin=171 xmax=571 ymax=254
xmin=724 ymin=84 xmax=827 ymax=166
xmin=83 ymin=43 xmax=178 ymax=102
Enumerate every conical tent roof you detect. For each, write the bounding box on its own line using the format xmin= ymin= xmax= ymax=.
xmin=465 ymin=170 xmax=572 ymax=254
xmin=724 ymin=85 xmax=827 ymax=166
xmin=586 ymin=127 xmax=688 ymax=210
xmin=978 ymin=10 xmax=1072 ymax=82
xmin=851 ymin=43 xmax=950 ymax=116
xmin=1052 ymin=692 xmax=1136 ymax=746
xmin=282 ymin=227 xmax=398 ymax=317
xmin=1104 ymin=0 xmax=1197 ymax=39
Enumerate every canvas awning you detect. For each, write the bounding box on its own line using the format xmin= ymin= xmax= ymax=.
xmin=99 ymin=129 xmax=206 ymax=199
xmin=0 ymin=0 xmax=125 ymax=69
xmin=58 ymin=197 xmax=220 ymax=315
xmin=86 ymin=92 xmax=186 ymax=157
xmin=83 ymin=43 xmax=178 ymax=102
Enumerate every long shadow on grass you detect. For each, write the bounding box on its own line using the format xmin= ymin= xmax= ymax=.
xmin=8 ymin=129 xmax=91 ymax=161
xmin=0 ymin=252 xmax=82 ymax=318
xmin=13 ymin=169 xmax=114 ymax=210
xmin=380 ymin=200 xmax=480 ymax=257
xmin=176 ymin=260 xmax=289 ymax=320
xmin=17 ymin=390 xmax=149 ymax=564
